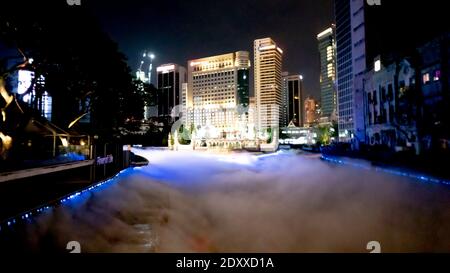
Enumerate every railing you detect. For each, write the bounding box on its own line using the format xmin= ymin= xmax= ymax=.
xmin=0 ymin=160 xmax=95 ymax=183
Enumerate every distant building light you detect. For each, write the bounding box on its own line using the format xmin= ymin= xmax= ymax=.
xmin=374 ymin=60 xmax=381 ymax=72
xmin=42 ymin=91 xmax=52 ymax=121
xmin=60 ymin=137 xmax=69 ymax=147
xmin=434 ymin=70 xmax=441 ymax=81
xmin=276 ymin=47 xmax=283 ymax=54
xmin=423 ymin=73 xmax=430 ymax=84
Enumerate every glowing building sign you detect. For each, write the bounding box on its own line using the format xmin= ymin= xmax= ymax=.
xmin=156 ymin=64 xmax=175 ymax=73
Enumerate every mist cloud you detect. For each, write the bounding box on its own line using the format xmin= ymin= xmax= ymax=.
xmin=20 ymin=149 xmax=450 ymax=252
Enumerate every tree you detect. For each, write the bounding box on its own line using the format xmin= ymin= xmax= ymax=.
xmin=266 ymin=128 xmax=273 ymax=143
xmin=177 ymin=124 xmax=192 ymax=145
xmin=0 ymin=1 xmax=143 ymax=139
xmin=316 ymin=122 xmax=337 ymax=146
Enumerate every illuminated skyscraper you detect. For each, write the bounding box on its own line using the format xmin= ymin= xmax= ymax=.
xmin=335 ymin=0 xmax=366 ymax=142
xmin=317 ymin=26 xmax=336 ymax=121
xmin=254 ymin=38 xmax=283 ymax=132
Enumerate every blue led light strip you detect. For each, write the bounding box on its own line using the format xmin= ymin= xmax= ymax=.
xmin=321 ymin=155 xmax=450 ymax=186
xmin=0 ymin=167 xmax=140 ymax=233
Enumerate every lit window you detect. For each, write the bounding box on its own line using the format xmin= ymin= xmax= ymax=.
xmin=326 ymin=46 xmax=333 ymax=61
xmin=374 ymin=60 xmax=381 ymax=72
xmin=423 ymin=73 xmax=430 ymax=84
xmin=434 ymin=70 xmax=441 ymax=81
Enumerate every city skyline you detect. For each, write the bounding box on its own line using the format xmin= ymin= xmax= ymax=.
xmin=86 ymin=0 xmax=334 ymax=100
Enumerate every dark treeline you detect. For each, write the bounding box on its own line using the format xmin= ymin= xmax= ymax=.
xmin=0 ymin=1 xmax=147 ymax=138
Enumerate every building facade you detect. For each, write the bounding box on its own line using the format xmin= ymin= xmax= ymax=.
xmin=334 ymin=0 xmax=447 ymax=146
xmin=282 ymin=73 xmax=304 ymax=127
xmin=364 ymin=58 xmax=419 ymax=153
xmin=156 ymin=64 xmax=186 ymax=122
xmin=187 ymin=51 xmax=251 ymax=140
xmin=254 ymin=38 xmax=283 ymax=132
xmin=281 ymin=72 xmax=289 ymax=127
xmin=417 ymin=33 xmax=450 ymax=152
xmin=317 ymin=26 xmax=337 ymax=121
xmin=350 ymin=0 xmax=367 ymax=147
xmin=334 ymin=0 xmax=370 ymax=144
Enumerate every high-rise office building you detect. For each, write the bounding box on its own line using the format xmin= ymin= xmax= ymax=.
xmin=281 ymin=71 xmax=289 ymax=127
xmin=187 ymin=51 xmax=250 ymax=139
xmin=350 ymin=0 xmax=367 ymax=145
xmin=335 ymin=0 xmax=355 ymax=142
xmin=254 ymin=38 xmax=283 ymax=132
xmin=317 ymin=26 xmax=337 ymax=121
xmin=334 ymin=0 xmax=368 ymax=143
xmin=282 ymin=73 xmax=304 ymax=127
xmin=156 ymin=64 xmax=187 ymax=121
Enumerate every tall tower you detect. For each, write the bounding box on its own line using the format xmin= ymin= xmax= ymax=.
xmin=317 ymin=26 xmax=337 ymax=121
xmin=254 ymin=38 xmax=283 ymax=133
xmin=156 ymin=64 xmax=187 ymax=122
xmin=335 ymin=0 xmax=355 ymax=142
xmin=282 ymin=73 xmax=304 ymax=127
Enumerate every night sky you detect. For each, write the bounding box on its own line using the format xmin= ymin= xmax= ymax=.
xmin=87 ymin=0 xmax=334 ymax=100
